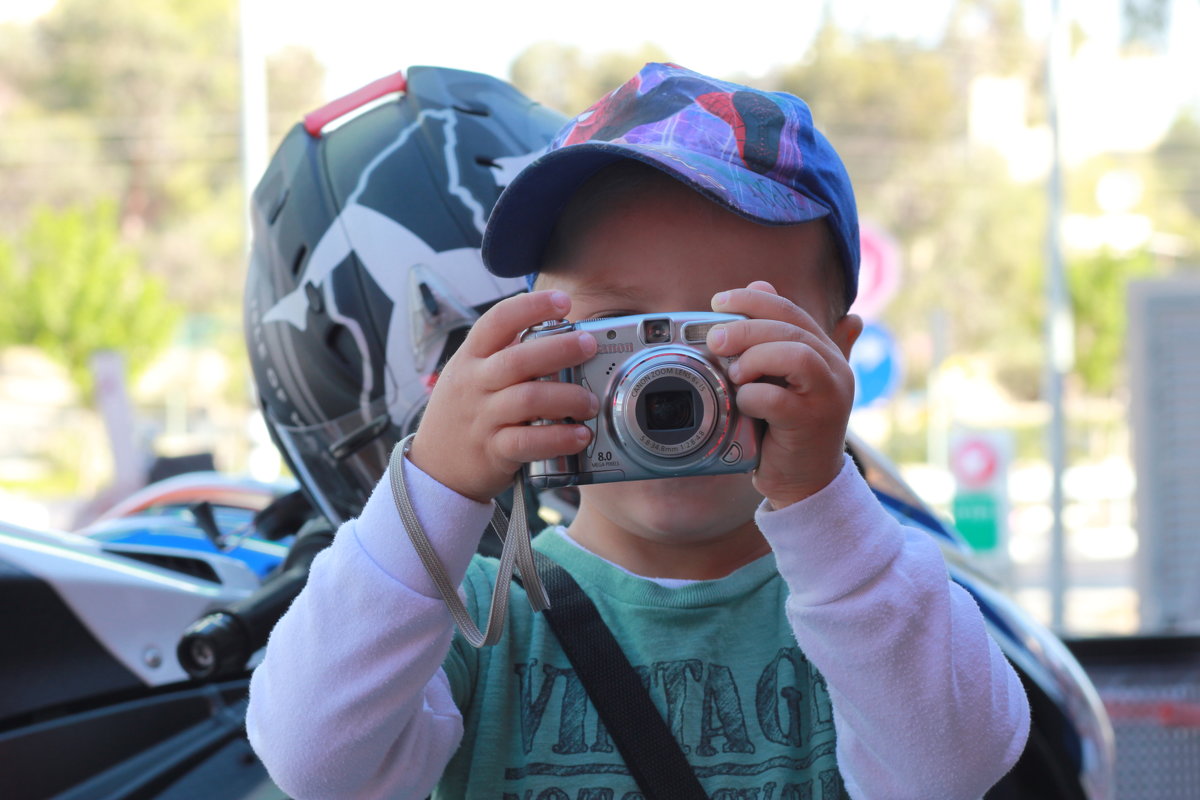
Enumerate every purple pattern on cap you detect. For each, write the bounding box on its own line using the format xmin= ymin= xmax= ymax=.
xmin=482 ymin=63 xmax=859 ymax=306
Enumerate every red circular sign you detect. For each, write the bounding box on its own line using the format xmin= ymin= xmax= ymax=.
xmin=850 ymin=220 xmax=901 ymax=321
xmin=951 ymin=438 xmax=998 ymax=490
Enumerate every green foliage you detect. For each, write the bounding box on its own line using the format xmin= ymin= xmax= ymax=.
xmin=501 ymin=4 xmax=1200 ymax=413
xmin=509 ymin=41 xmax=671 ymax=115
xmin=0 ymin=0 xmax=325 ymax=317
xmin=3 ymin=203 xmax=182 ymax=399
xmin=945 ymin=0 xmax=1037 ymax=76
xmin=775 ymin=24 xmax=962 ymax=152
xmin=0 ymin=239 xmax=18 ymax=347
xmin=1067 ymin=248 xmax=1157 ymax=395
xmin=766 ymin=16 xmax=1052 ymax=398
xmin=1156 ymin=111 xmax=1200 ymax=218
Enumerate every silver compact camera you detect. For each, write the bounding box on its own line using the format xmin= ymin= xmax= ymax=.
xmin=521 ymin=312 xmax=761 ymax=488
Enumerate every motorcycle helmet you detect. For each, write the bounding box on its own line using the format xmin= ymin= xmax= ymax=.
xmin=245 ymin=67 xmax=566 ymax=524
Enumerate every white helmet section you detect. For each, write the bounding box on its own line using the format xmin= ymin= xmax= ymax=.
xmin=245 ymin=66 xmax=564 ymax=524
xmin=260 ymin=114 xmax=531 ymax=424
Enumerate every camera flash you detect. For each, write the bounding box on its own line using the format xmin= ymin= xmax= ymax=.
xmin=682 ymin=322 xmax=716 ymax=345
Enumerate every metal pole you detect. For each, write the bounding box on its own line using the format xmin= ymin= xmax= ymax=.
xmin=239 ymin=0 xmax=269 ymax=249
xmin=1045 ymin=0 xmax=1073 ymax=632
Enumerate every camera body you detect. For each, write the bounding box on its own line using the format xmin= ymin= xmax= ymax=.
xmin=522 ymin=312 xmax=761 ymax=489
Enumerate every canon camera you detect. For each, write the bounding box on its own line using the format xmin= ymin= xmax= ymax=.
xmin=522 ymin=312 xmax=761 ymax=488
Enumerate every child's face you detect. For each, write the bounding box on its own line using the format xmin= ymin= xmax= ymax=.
xmin=537 ymin=176 xmax=856 ymax=573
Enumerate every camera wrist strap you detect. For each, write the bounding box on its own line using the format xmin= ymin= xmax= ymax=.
xmin=388 ymin=433 xmax=550 ymax=648
xmin=522 ymin=553 xmax=709 ymax=800
xmin=388 ymin=434 xmax=705 ymax=796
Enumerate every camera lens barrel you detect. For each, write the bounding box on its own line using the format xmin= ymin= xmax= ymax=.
xmin=613 ymin=352 xmax=728 ymax=465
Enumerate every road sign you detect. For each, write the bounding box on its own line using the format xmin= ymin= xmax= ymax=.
xmin=951 ymin=436 xmax=999 ymax=491
xmin=850 ymin=220 xmax=902 ymax=321
xmin=949 ymin=430 xmax=1012 ymax=554
xmin=850 ymin=322 xmax=902 ymax=408
xmin=953 ymin=492 xmax=1000 ymax=552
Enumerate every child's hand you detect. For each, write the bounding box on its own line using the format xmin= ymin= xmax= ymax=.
xmin=408 ymin=290 xmax=599 ymax=503
xmin=707 ymin=281 xmax=862 ymax=509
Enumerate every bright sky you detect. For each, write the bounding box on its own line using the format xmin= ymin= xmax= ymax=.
xmin=262 ymin=0 xmax=964 ymax=98
xmin=256 ymin=0 xmax=1196 ymax=121
xmin=4 ymin=0 xmax=1196 ymax=116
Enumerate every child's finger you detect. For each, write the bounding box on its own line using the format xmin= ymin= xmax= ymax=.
xmin=731 ymin=341 xmax=837 ymax=393
xmin=746 ymin=279 xmax=778 ymax=295
xmin=711 ymin=286 xmax=822 ymax=333
xmin=465 ymin=290 xmax=572 ymax=357
xmin=707 ymin=318 xmax=834 ymax=362
xmin=489 ymin=381 xmax=598 ymax=425
xmin=492 ymin=421 xmax=592 ymax=465
xmin=734 ymin=380 xmax=804 ymax=425
xmin=479 ymin=328 xmax=597 ymax=389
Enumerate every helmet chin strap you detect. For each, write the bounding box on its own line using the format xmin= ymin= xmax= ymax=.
xmin=388 ymin=433 xmax=550 ymax=647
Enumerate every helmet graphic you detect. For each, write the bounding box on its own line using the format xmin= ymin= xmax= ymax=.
xmin=245 ymin=67 xmax=566 ymax=524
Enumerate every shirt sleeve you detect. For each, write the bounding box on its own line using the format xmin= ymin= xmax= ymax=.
xmin=246 ymin=455 xmax=494 ymax=800
xmin=756 ymin=453 xmax=1031 ymax=800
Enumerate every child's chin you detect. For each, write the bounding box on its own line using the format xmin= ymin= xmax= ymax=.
xmin=633 ymin=473 xmax=760 ymax=518
xmin=584 ymin=472 xmax=760 ymax=522
xmin=643 ymin=471 xmax=755 ymax=495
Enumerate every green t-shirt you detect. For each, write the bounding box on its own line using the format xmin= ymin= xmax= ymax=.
xmin=436 ymin=529 xmax=847 ymax=799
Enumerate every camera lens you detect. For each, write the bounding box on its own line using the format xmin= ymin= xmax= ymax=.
xmin=611 ymin=352 xmax=728 ymax=467
xmin=633 ymin=374 xmax=705 ymax=449
xmin=644 ymin=390 xmax=695 ymax=431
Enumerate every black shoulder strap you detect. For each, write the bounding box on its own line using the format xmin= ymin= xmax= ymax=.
xmin=532 ymin=552 xmax=709 ymax=800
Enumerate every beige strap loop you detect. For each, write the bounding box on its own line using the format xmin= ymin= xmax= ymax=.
xmin=388 ymin=433 xmax=549 ymax=647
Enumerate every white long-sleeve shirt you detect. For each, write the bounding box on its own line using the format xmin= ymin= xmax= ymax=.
xmin=247 ymin=454 xmax=1029 ymax=799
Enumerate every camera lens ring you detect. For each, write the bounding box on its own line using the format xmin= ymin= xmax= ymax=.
xmin=611 ymin=349 xmax=732 ymax=466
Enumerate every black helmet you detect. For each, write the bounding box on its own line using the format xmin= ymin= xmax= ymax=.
xmin=245 ymin=66 xmax=566 ymax=524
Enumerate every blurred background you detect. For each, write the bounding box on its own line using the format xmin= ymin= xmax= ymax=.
xmin=1 ymin=0 xmax=1197 ymax=641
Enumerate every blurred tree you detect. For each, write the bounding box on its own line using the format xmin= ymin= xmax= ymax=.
xmin=509 ymin=41 xmax=670 ymax=115
xmin=0 ymin=238 xmax=17 ymax=348
xmin=267 ymin=45 xmax=327 ymax=143
xmin=1155 ymin=110 xmax=1200 ymax=218
xmin=1067 ymin=248 xmax=1157 ymax=395
xmin=0 ymin=0 xmax=325 ymax=317
xmin=3 ymin=203 xmax=181 ymax=400
xmin=1121 ymin=0 xmax=1172 ymax=52
xmin=772 ymin=22 xmax=962 ymax=193
xmin=944 ymin=0 xmax=1037 ymax=76
xmin=27 ymin=0 xmax=237 ymax=234
xmin=503 ymin=9 xmax=1198 ymax=408
xmin=769 ymin=13 xmax=1052 ymax=397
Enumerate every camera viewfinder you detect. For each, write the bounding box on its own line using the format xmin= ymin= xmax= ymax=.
xmin=641 ymin=318 xmax=672 ymax=344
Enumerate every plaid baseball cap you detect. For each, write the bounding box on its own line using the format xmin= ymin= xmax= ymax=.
xmin=481 ymin=62 xmax=859 ymax=307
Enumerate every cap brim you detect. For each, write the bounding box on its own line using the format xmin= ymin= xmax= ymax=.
xmin=481 ymin=141 xmax=832 ymax=280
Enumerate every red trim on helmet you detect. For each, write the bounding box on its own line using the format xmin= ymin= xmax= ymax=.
xmin=303 ymin=70 xmax=408 ymax=137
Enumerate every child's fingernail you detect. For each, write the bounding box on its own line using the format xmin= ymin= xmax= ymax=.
xmin=576 ymin=425 xmax=591 ymax=444
xmin=728 ymin=360 xmax=741 ymax=381
xmin=549 ymin=291 xmax=570 ymax=313
xmin=577 ymin=331 xmax=596 ymax=353
xmin=709 ymin=326 xmax=726 ymax=348
xmin=713 ymin=291 xmax=730 ymax=307
xmin=588 ymin=393 xmax=599 ymax=415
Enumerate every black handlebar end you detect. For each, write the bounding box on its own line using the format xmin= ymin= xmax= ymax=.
xmin=177 ymin=611 xmax=252 ymax=681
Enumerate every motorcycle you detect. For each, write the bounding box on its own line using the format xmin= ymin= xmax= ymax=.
xmin=0 ymin=471 xmax=308 ymax=800
xmin=0 ymin=433 xmax=1115 ymax=799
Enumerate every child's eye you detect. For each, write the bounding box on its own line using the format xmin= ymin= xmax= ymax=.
xmin=586 ymin=311 xmax=635 ymax=321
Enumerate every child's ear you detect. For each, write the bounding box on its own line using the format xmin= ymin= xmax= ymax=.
xmin=832 ymin=313 xmax=863 ymax=360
